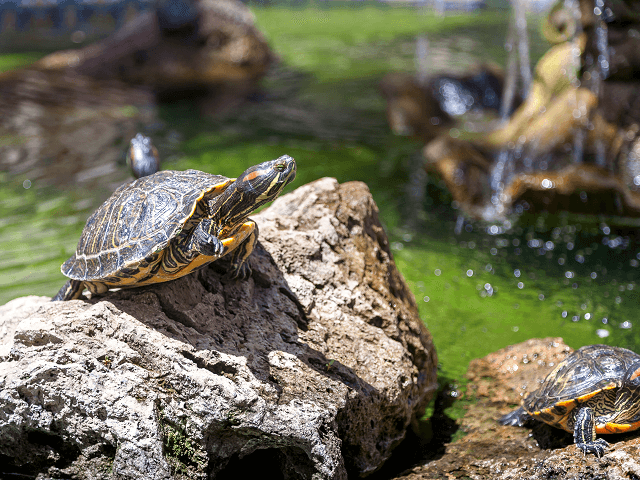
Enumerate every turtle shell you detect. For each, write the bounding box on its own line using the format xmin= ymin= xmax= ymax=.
xmin=523 ymin=344 xmax=640 ymax=432
xmin=62 ymin=169 xmax=233 ymax=282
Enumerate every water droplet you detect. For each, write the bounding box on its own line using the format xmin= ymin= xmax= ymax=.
xmin=391 ymin=242 xmax=404 ymax=251
xmin=616 ymin=296 xmax=622 ymax=304
xmin=512 ymin=238 xmax=520 ymax=247
xmin=490 ymin=248 xmax=497 ymax=255
xmin=558 ymin=257 xmax=565 ymax=265
xmin=466 ymin=269 xmax=473 ymax=277
xmin=565 ymin=271 xmax=575 ymax=279
xmin=567 ymin=242 xmax=575 ymax=250
xmin=23 ymin=179 xmax=31 ymax=189
xmin=514 ymin=269 xmax=521 ymax=278
xmin=423 ymin=296 xmax=430 ymax=302
xmin=591 ymin=272 xmax=597 ymax=279
xmin=512 ymin=326 xmax=519 ymax=332
xmin=517 ymin=282 xmax=524 ymax=289
xmin=562 ymin=311 xmax=568 ymax=318
xmin=434 ymin=269 xmax=441 ymax=276
xmin=602 ymin=317 xmax=608 ymax=324
xmin=585 ymin=313 xmax=591 ymax=320
xmin=596 ymin=329 xmax=610 ymax=338
xmin=621 ymin=321 xmax=632 ymax=329
xmin=572 ymin=315 xmax=579 ymax=322
xmin=538 ymin=294 xmax=544 ymax=300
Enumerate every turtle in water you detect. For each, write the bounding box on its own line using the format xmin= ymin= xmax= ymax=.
xmin=126 ymin=133 xmax=160 ymax=179
xmin=52 ymin=155 xmax=296 ymax=301
xmin=499 ymin=344 xmax=640 ymax=456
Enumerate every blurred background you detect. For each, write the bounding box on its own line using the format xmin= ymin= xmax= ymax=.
xmin=1 ymin=0 xmax=639 ymax=428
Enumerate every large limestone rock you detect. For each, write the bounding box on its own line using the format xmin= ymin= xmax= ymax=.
xmin=0 ymin=178 xmax=437 ymax=479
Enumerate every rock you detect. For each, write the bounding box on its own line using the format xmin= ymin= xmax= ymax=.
xmin=0 ymin=68 xmax=157 ymax=189
xmin=0 ymin=178 xmax=437 ymax=479
xmin=35 ymin=0 xmax=273 ymax=115
xmin=396 ymin=338 xmax=640 ymax=480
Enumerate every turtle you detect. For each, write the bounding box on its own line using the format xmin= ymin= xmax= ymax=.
xmin=126 ymin=133 xmax=160 ymax=178
xmin=52 ymin=155 xmax=296 ymax=301
xmin=499 ymin=344 xmax=640 ymax=457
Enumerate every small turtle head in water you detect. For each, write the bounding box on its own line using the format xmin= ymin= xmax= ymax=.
xmin=126 ymin=133 xmax=160 ymax=178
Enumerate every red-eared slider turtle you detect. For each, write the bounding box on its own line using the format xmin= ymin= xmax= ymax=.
xmin=126 ymin=133 xmax=160 ymax=179
xmin=499 ymin=344 xmax=640 ymax=457
xmin=52 ymin=155 xmax=296 ymax=301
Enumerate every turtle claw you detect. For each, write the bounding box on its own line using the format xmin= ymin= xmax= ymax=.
xmin=577 ymin=438 xmax=609 ymax=457
xmin=228 ymin=262 xmax=252 ymax=281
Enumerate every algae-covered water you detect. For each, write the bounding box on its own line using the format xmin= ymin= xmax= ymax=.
xmin=1 ymin=4 xmax=639 ymax=388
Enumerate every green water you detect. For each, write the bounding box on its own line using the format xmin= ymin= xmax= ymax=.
xmin=1 ymin=4 xmax=639 ymax=385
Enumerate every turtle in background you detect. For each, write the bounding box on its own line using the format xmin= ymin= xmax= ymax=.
xmin=126 ymin=133 xmax=160 ymax=178
xmin=52 ymin=155 xmax=296 ymax=301
xmin=499 ymin=344 xmax=640 ymax=457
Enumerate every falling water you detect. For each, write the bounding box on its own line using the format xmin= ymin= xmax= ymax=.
xmin=487 ymin=0 xmax=533 ymax=219
xmin=564 ymin=0 xmax=586 ymax=164
xmin=415 ymin=35 xmax=430 ymax=86
xmin=513 ymin=0 xmax=532 ymax=99
xmin=499 ymin=18 xmax=518 ymax=121
xmin=592 ymin=0 xmax=610 ymax=168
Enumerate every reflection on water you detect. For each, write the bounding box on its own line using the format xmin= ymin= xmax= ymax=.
xmin=1 ymin=4 xmax=637 ymax=380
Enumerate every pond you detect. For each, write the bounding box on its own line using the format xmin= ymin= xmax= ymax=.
xmin=1 ymin=2 xmax=639 ymax=408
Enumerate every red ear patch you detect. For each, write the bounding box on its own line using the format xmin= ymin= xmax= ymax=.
xmin=243 ymin=170 xmax=261 ymax=182
xmin=629 ymin=368 xmax=640 ymax=381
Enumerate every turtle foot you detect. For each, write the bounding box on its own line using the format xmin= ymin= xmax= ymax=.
xmin=498 ymin=407 xmax=532 ymax=427
xmin=576 ymin=438 xmax=609 ymax=457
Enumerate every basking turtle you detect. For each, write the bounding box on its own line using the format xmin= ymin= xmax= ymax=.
xmin=52 ymin=155 xmax=296 ymax=301
xmin=499 ymin=344 xmax=640 ymax=457
xmin=126 ymin=133 xmax=160 ymax=178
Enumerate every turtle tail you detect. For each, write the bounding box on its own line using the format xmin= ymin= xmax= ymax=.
xmin=52 ymin=279 xmax=84 ymax=301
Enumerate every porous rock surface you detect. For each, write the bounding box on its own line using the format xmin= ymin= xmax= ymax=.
xmin=0 ymin=178 xmax=437 ymax=479
xmin=397 ymin=338 xmax=640 ymax=480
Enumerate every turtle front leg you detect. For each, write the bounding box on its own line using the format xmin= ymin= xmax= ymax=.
xmin=187 ymin=219 xmax=224 ymax=257
xmin=573 ymin=406 xmax=609 ymax=457
xmin=52 ymin=279 xmax=84 ymax=301
xmin=224 ymin=221 xmax=257 ymax=280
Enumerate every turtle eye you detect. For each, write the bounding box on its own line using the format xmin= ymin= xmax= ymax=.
xmin=274 ymin=162 xmax=286 ymax=172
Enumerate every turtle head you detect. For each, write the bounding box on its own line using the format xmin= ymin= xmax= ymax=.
xmin=237 ymin=154 xmax=296 ymax=204
xmin=217 ymin=155 xmax=296 ymax=227
xmin=126 ymin=133 xmax=160 ymax=179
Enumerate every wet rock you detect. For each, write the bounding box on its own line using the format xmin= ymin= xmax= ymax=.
xmin=422 ymin=136 xmax=491 ymax=216
xmin=503 ymin=163 xmax=640 ymax=217
xmin=36 ymin=0 xmax=273 ymax=115
xmin=395 ymin=338 xmax=640 ymax=480
xmin=380 ymin=72 xmax=453 ymax=143
xmin=0 ymin=68 xmax=156 ymax=189
xmin=0 ymin=179 xmax=437 ymax=479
